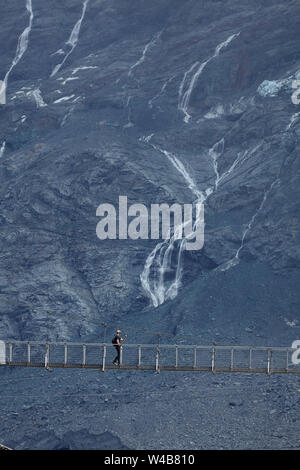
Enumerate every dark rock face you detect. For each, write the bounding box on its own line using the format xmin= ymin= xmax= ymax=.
xmin=7 ymin=429 xmax=129 ymax=450
xmin=0 ymin=0 xmax=300 ymax=450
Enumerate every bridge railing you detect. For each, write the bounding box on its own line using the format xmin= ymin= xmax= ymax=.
xmin=0 ymin=340 xmax=299 ymax=374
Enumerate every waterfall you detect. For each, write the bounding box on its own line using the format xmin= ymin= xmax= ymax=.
xmin=140 ymin=136 xmax=206 ymax=306
xmin=140 ymin=134 xmax=265 ymax=307
xmin=50 ymin=0 xmax=89 ymax=78
xmin=178 ymin=32 xmax=240 ymax=122
xmin=128 ymin=30 xmax=162 ymax=77
xmin=1 ymin=0 xmax=34 ymax=99
xmin=218 ymin=179 xmax=280 ymax=272
xmin=148 ymin=75 xmax=175 ymax=108
xmin=29 ymin=88 xmax=47 ymax=108
xmin=0 ymin=142 xmax=6 ymax=158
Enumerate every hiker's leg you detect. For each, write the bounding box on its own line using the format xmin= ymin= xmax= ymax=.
xmin=113 ymin=346 xmax=119 ymax=364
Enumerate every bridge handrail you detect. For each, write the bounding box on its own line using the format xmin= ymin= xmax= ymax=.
xmin=0 ymin=340 xmax=295 ymax=352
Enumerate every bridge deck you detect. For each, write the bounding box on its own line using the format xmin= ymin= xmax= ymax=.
xmin=0 ymin=340 xmax=299 ymax=374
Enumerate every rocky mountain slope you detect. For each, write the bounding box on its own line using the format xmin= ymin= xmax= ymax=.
xmin=0 ymin=0 xmax=299 ymax=449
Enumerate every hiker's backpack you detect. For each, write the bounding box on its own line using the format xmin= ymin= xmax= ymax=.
xmin=112 ymin=335 xmax=118 ymax=344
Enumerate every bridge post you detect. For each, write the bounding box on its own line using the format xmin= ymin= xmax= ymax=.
xmin=102 ymin=345 xmax=106 ymax=372
xmin=249 ymin=348 xmax=252 ymax=370
xmin=8 ymin=343 xmax=12 ymax=364
xmin=267 ymin=349 xmax=272 ymax=376
xmin=286 ymin=349 xmax=289 ymax=372
xmin=138 ymin=345 xmax=141 ymax=368
xmin=230 ymin=348 xmax=234 ymax=371
xmin=27 ymin=342 xmax=31 ymax=366
xmin=45 ymin=343 xmax=50 ymax=371
xmin=64 ymin=343 xmax=68 ymax=367
xmin=212 ymin=347 xmax=216 ymax=373
xmin=193 ymin=347 xmax=197 ymax=369
xmin=0 ymin=341 xmax=5 ymax=365
xmin=156 ymin=347 xmax=160 ymax=373
xmin=175 ymin=347 xmax=178 ymax=368
xmin=82 ymin=344 xmax=86 ymax=367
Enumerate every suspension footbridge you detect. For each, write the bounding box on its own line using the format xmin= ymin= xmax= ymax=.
xmin=0 ymin=340 xmax=299 ymax=375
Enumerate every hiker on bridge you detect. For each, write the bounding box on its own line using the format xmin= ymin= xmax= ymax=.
xmin=112 ymin=329 xmax=127 ymax=365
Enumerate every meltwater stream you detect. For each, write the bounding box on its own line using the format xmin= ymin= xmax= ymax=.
xmin=50 ymin=0 xmax=89 ymax=78
xmin=218 ymin=178 xmax=280 ymax=272
xmin=0 ymin=0 xmax=34 ymax=100
xmin=128 ymin=30 xmax=162 ymax=78
xmin=178 ymin=32 xmax=240 ymax=123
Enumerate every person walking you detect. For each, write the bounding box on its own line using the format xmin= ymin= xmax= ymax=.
xmin=112 ymin=329 xmax=127 ymax=365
